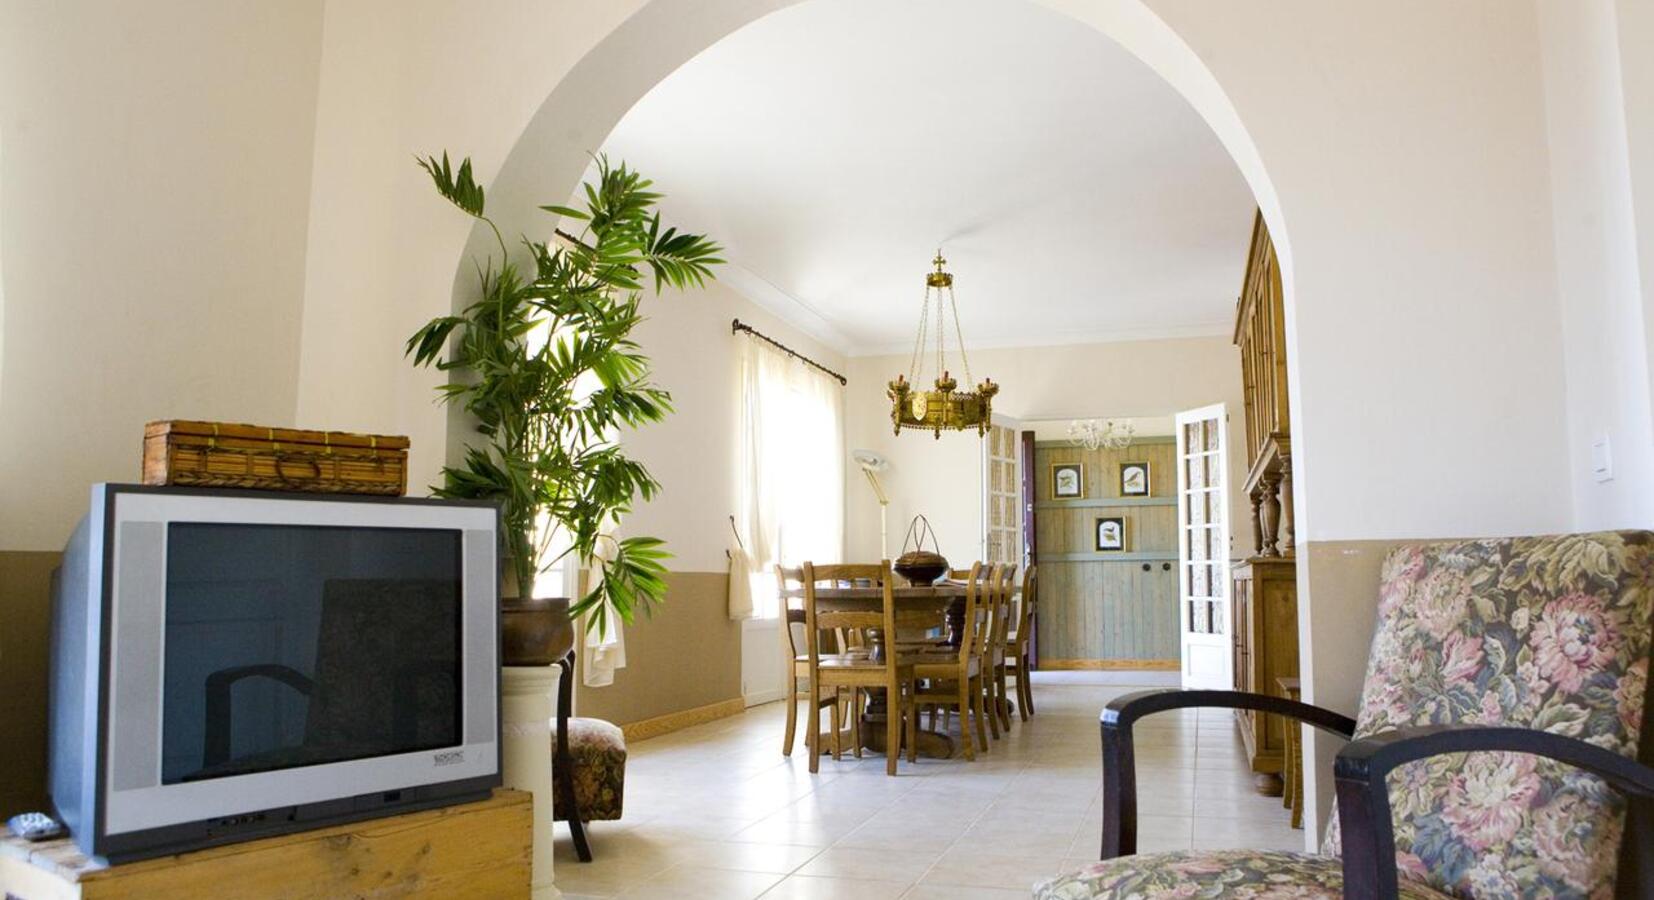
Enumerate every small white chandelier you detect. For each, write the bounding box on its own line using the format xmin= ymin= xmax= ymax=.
xmin=1067 ymin=419 xmax=1135 ymax=451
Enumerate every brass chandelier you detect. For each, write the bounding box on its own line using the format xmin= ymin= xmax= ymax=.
xmin=888 ymin=251 xmax=998 ymax=438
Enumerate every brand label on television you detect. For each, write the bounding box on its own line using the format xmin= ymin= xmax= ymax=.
xmin=433 ymin=750 xmax=465 ymax=767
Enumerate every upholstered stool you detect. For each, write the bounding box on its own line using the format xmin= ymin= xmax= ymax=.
xmin=550 ymin=653 xmax=627 ymax=862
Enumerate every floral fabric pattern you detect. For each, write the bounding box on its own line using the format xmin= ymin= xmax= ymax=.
xmin=1034 ymin=531 xmax=1651 ymax=900
xmin=1323 ymin=531 xmax=1652 ymax=899
xmin=552 ymin=717 xmax=626 ymax=822
xmin=1033 ymin=850 xmax=1452 ymax=900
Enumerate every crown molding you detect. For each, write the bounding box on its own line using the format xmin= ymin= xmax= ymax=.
xmin=845 ymin=319 xmax=1233 ymax=358
xmin=715 ymin=263 xmax=854 ymax=355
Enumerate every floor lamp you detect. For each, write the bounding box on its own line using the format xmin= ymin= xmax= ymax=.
xmin=852 ymin=449 xmax=890 ymax=558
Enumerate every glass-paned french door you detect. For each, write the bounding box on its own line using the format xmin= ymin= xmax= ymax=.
xmin=1176 ymin=404 xmax=1232 ymax=689
xmin=982 ymin=418 xmax=1022 ymax=567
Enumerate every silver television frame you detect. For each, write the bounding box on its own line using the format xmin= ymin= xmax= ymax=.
xmin=48 ymin=484 xmax=501 ymax=862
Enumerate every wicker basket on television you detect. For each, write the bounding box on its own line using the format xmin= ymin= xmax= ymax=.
xmin=143 ymin=420 xmax=409 ymax=496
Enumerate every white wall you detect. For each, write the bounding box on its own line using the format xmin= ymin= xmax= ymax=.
xmin=0 ymin=0 xmax=325 ymax=550
xmin=294 ymin=0 xmax=646 ymax=495
xmin=844 ymin=336 xmax=1250 ymax=565
xmin=622 ymin=279 xmax=846 ymax=573
xmin=1617 ymin=0 xmax=1654 ymax=436
xmin=1537 ymin=0 xmax=1654 ymax=529
xmin=1126 ymin=0 xmax=1576 ymax=840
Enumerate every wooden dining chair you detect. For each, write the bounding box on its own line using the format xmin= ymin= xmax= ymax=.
xmin=906 ymin=562 xmax=994 ymax=760
xmin=801 ymin=561 xmax=914 ymax=776
xmin=776 ymin=565 xmax=854 ymax=758
xmin=1003 ymin=565 xmax=1037 ymax=721
xmin=985 ymin=563 xmax=1018 ymax=736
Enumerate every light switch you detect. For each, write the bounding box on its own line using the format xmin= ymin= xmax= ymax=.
xmin=1590 ymin=435 xmax=1613 ymax=483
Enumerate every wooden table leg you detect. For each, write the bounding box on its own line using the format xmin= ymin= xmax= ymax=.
xmin=860 ymin=688 xmax=955 ymax=758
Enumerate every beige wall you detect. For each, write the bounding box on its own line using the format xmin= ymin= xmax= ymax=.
xmin=844 ymin=336 xmax=1250 ymax=565
xmin=1294 ymin=537 xmax=1411 ymax=831
xmin=0 ymin=550 xmax=59 ymax=817
xmin=573 ymin=572 xmax=740 ymax=726
xmin=0 ymin=0 xmax=326 ymax=551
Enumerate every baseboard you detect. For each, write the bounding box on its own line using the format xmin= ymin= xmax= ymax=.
xmin=1039 ymin=658 xmax=1181 ymax=671
xmin=743 ymin=687 xmax=786 ymax=707
xmin=621 ymin=696 xmax=747 ymax=743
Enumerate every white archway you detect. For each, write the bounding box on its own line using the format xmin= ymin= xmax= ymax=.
xmin=461 ymin=0 xmax=1310 ymax=837
xmin=455 ymin=0 xmax=1580 ymax=843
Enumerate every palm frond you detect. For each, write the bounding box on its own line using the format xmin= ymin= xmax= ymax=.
xmin=408 ymin=150 xmax=720 ymax=629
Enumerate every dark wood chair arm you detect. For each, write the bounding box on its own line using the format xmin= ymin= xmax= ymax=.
xmin=1333 ymin=724 xmax=1654 ymax=900
xmin=1100 ymin=688 xmax=1356 ymax=859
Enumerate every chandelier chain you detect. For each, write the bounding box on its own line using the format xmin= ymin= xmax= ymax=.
xmin=946 ymin=285 xmax=973 ymax=387
xmin=908 ymin=279 xmax=931 ymax=382
xmin=935 ymin=287 xmax=946 ymax=383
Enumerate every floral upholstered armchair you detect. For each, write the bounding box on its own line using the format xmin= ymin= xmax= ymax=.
xmin=1037 ymin=531 xmax=1654 ymax=899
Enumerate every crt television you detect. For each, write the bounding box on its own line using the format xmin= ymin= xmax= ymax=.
xmin=48 ymin=484 xmax=501 ymax=862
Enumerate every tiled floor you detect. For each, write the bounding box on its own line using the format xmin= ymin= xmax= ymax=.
xmin=552 ymin=676 xmax=1307 ymax=899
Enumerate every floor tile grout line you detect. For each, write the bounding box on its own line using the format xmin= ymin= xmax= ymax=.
xmin=580 ymin=682 xmax=1299 ymax=897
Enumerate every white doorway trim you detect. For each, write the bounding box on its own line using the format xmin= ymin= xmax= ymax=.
xmin=1175 ymin=403 xmax=1233 ymax=690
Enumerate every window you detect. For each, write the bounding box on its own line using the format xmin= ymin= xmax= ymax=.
xmin=736 ymin=335 xmax=845 ymax=618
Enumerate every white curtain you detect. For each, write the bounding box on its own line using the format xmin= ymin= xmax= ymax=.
xmin=735 ymin=334 xmax=845 ymax=618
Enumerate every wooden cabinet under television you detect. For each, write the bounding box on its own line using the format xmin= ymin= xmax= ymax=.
xmin=1231 ymin=210 xmax=1299 ymax=796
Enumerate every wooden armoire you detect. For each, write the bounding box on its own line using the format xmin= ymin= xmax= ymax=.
xmin=1231 ymin=211 xmax=1299 ymax=796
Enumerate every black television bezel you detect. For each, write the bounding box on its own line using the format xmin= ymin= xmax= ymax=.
xmin=89 ymin=483 xmax=504 ymax=863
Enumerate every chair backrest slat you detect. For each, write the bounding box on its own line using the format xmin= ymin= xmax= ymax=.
xmin=949 ymin=562 xmax=986 ymax=665
xmin=962 ymin=563 xmax=1000 ymax=663
xmin=776 ymin=565 xmax=806 ymax=657
xmin=801 ymin=561 xmax=899 ymax=674
xmin=990 ymin=564 xmax=1018 ymax=655
xmin=1013 ymin=566 xmax=1038 ymax=652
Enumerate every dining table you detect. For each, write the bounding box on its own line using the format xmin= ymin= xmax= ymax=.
xmin=796 ymin=579 xmax=971 ymax=759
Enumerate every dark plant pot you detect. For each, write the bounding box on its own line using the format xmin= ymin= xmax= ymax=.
xmin=501 ymin=595 xmax=574 ymax=666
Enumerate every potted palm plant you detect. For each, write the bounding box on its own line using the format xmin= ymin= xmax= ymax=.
xmin=406 ymin=152 xmax=721 ymax=664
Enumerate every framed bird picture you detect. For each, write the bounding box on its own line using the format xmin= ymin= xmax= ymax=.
xmin=1095 ymin=516 xmax=1126 ymax=551
xmin=1051 ymin=462 xmax=1084 ymax=499
xmin=1119 ymin=461 xmax=1151 ymax=497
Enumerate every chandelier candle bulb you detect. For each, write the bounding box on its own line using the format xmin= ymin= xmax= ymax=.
xmin=889 ymin=251 xmax=999 ymax=437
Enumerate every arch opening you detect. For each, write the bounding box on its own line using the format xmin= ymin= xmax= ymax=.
xmin=460 ymin=0 xmax=1322 ymax=840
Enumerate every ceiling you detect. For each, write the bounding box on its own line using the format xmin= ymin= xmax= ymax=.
xmin=597 ymin=0 xmax=1255 ymax=355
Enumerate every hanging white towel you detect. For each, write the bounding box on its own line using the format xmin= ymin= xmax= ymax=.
xmin=727 ymin=545 xmax=756 ymax=621
xmin=581 ymin=530 xmax=627 ymax=688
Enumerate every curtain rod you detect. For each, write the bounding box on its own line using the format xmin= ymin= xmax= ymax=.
xmin=731 ymin=319 xmax=848 ymax=385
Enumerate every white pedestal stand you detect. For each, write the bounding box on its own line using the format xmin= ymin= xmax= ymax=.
xmin=501 ymin=665 xmax=563 ymax=900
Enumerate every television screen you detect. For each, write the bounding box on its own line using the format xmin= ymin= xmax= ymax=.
xmin=161 ymin=523 xmax=463 ymax=785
